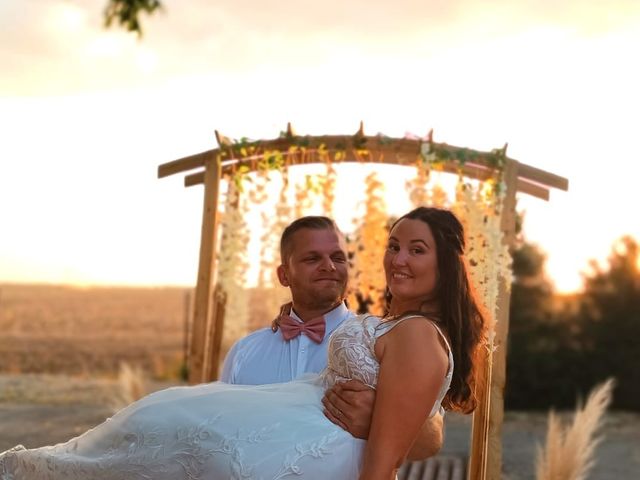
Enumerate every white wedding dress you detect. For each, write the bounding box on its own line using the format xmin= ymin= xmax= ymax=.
xmin=0 ymin=314 xmax=453 ymax=480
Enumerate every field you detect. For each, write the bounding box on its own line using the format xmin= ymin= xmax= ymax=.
xmin=0 ymin=283 xmax=279 ymax=378
xmin=0 ymin=284 xmax=189 ymax=378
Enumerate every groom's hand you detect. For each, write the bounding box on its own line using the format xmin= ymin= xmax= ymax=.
xmin=322 ymin=379 xmax=375 ymax=439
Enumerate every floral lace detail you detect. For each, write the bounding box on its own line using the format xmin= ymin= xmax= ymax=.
xmin=321 ymin=315 xmax=381 ymax=389
xmin=0 ymin=445 xmax=25 ymax=480
xmin=2 ymin=416 xmax=223 ymax=480
xmin=1 ymin=413 xmax=342 ymax=480
xmin=321 ymin=314 xmax=454 ymax=418
xmin=272 ymin=431 xmax=339 ymax=479
xmin=1 ymin=416 xmax=337 ymax=480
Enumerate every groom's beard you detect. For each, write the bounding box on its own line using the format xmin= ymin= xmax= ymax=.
xmin=292 ymin=283 xmax=347 ymax=312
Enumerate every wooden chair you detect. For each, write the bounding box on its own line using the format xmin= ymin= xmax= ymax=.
xmin=398 ymin=455 xmax=466 ymax=480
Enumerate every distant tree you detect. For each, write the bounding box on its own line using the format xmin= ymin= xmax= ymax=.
xmin=578 ymin=236 xmax=640 ymax=410
xmin=502 ymin=199 xmax=603 ymax=408
xmin=505 ymin=240 xmax=581 ymax=408
xmin=103 ymin=0 xmax=163 ymax=37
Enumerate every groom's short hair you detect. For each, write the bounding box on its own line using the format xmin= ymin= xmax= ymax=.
xmin=280 ymin=216 xmax=342 ymax=264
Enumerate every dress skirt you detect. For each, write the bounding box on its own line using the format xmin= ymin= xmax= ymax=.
xmin=0 ymin=375 xmax=365 ymax=480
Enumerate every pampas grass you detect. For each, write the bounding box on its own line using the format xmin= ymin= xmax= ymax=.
xmin=536 ymin=378 xmax=615 ymax=480
xmin=110 ymin=362 xmax=147 ymax=412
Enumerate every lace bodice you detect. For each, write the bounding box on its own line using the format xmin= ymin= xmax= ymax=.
xmin=320 ymin=314 xmax=454 ymax=417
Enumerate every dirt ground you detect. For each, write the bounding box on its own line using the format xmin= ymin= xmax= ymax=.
xmin=1 ymin=375 xmax=639 ymax=479
xmin=440 ymin=411 xmax=640 ymax=479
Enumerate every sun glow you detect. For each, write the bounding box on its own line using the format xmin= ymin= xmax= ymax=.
xmin=50 ymin=3 xmax=86 ymax=33
xmin=1 ymin=1 xmax=639 ymax=291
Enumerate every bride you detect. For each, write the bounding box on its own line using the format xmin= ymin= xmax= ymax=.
xmin=0 ymin=207 xmax=486 ymax=480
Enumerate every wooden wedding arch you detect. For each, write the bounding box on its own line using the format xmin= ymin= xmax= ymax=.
xmin=158 ymin=124 xmax=568 ymax=480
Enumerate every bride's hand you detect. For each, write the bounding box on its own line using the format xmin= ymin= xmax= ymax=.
xmin=322 ymin=380 xmax=375 ymax=439
xmin=270 ymin=302 xmax=293 ymax=332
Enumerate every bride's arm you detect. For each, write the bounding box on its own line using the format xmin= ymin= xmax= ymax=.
xmin=358 ymin=318 xmax=448 ymax=480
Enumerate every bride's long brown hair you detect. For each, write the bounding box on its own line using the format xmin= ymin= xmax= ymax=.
xmin=384 ymin=207 xmax=487 ymax=414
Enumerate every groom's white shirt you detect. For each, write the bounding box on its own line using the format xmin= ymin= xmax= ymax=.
xmin=221 ymin=302 xmax=354 ymax=385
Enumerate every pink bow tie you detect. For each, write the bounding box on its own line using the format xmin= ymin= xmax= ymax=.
xmin=278 ymin=314 xmax=326 ymax=343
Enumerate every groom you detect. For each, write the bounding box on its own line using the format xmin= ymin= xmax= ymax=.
xmin=221 ymin=215 xmax=443 ymax=459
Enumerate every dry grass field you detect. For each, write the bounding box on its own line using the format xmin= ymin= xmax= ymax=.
xmin=0 ymin=283 xmax=280 ymax=379
xmin=0 ymin=283 xmax=189 ymax=378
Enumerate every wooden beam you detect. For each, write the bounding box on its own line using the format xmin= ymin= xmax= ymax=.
xmin=188 ymin=157 xmax=221 ymax=384
xmin=159 ymin=135 xmax=567 ymax=196
xmin=157 ymin=136 xmax=467 ymax=177
xmin=158 ymin=149 xmax=215 ymax=179
xmin=185 ymin=171 xmax=205 ymax=187
xmin=183 ymin=157 xmax=551 ymax=200
xmin=517 ymin=162 xmax=569 ymax=191
xmin=516 ymin=179 xmax=549 ymax=201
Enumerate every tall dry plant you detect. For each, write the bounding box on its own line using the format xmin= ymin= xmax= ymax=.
xmin=110 ymin=362 xmax=147 ymax=412
xmin=536 ymin=378 xmax=614 ymax=480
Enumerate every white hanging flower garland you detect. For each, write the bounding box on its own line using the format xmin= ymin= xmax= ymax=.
xmin=217 ymin=175 xmax=250 ymax=348
xmin=213 ymin=137 xmax=513 ymax=353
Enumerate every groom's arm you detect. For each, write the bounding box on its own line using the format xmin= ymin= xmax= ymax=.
xmin=322 ymin=380 xmax=443 ymax=460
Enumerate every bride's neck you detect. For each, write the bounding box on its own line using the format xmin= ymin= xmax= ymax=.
xmin=388 ymin=299 xmax=439 ymax=318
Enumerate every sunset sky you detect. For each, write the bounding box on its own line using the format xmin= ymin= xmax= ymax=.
xmin=1 ymin=0 xmax=639 ymax=293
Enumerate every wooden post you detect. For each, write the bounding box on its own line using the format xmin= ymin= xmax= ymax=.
xmin=203 ymin=287 xmax=228 ymax=381
xmin=182 ymin=289 xmax=191 ymax=379
xmin=188 ymin=156 xmax=221 ymax=384
xmin=468 ymin=159 xmax=518 ymax=480
xmin=468 ymin=344 xmax=492 ymax=479
xmin=488 ymin=159 xmax=518 ymax=478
